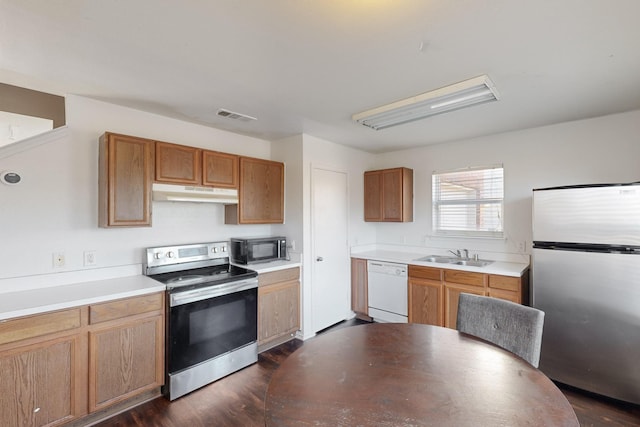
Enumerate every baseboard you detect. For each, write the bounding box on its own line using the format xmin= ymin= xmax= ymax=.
xmin=67 ymin=388 xmax=162 ymax=427
xmin=258 ymin=333 xmax=298 ymax=353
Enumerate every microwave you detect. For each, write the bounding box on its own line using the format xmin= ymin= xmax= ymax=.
xmin=230 ymin=236 xmax=287 ymax=265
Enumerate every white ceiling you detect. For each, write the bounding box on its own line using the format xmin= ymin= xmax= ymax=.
xmin=2 ymin=0 xmax=640 ymax=153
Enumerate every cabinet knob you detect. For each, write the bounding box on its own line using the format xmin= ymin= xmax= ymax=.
xmin=316 ymin=256 xmax=324 ymax=262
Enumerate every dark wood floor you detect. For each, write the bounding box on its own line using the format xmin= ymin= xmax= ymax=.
xmin=96 ymin=319 xmax=640 ymax=427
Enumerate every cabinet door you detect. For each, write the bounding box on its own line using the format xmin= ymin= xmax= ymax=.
xmin=408 ymin=279 xmax=443 ymax=326
xmin=258 ymin=280 xmax=300 ymax=346
xmin=382 ymin=168 xmax=404 ymax=221
xmin=99 ymin=132 xmax=154 ymax=227
xmin=202 ymin=150 xmax=239 ymax=188
xmin=364 ymin=171 xmax=382 ymax=221
xmin=364 ymin=168 xmax=413 ymax=222
xmin=155 ymin=141 xmax=201 ymax=185
xmin=0 ymin=336 xmax=82 ymax=427
xmin=89 ymin=315 xmax=164 ymax=412
xmin=444 ymin=283 xmax=486 ymax=330
xmin=236 ymin=157 xmax=284 ymax=224
xmin=350 ymin=258 xmax=368 ymax=315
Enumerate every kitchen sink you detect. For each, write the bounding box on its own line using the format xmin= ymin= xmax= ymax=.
xmin=413 ymin=255 xmax=493 ymax=267
xmin=451 ymin=259 xmax=493 ymax=267
xmin=414 ymin=255 xmax=456 ymax=263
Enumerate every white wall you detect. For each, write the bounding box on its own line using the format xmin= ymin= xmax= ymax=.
xmin=2 ymin=91 xmax=638 ymax=334
xmin=0 ymin=95 xmax=274 ymax=288
xmin=270 ymin=133 xmax=377 ymax=338
xmin=373 ymin=110 xmax=640 ymax=258
xmin=271 ymin=134 xmax=304 ymax=256
xmin=299 ymin=134 xmax=376 ymax=338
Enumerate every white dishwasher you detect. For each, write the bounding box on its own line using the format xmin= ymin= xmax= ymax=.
xmin=367 ymin=260 xmax=408 ymax=323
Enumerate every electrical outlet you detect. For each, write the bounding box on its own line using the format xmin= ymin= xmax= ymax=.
xmin=84 ymin=251 xmax=97 ymax=266
xmin=53 ymin=252 xmax=65 ymax=268
xmin=518 ymin=241 xmax=527 ymax=253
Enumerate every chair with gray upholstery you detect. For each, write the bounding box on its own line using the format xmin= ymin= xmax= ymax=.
xmin=456 ymin=293 xmax=545 ymax=368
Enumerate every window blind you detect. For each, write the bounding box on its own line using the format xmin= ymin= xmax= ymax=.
xmin=432 ymin=165 xmax=504 ymax=238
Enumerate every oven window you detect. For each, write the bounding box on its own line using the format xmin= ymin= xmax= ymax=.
xmin=169 ymin=287 xmax=257 ymax=373
xmin=189 ymin=299 xmax=245 ymax=345
xmin=251 ymin=242 xmax=276 ymax=259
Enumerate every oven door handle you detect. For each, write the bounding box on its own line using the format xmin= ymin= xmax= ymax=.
xmin=170 ymin=278 xmax=258 ymax=307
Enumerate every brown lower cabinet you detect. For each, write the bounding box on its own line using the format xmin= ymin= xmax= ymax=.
xmin=88 ymin=293 xmax=165 ymax=412
xmin=407 ymin=266 xmax=443 ymax=326
xmin=0 ymin=292 xmax=164 ymax=427
xmin=408 ymin=265 xmax=529 ymax=329
xmin=350 ymin=258 xmax=369 ymax=317
xmin=258 ymin=267 xmax=300 ymax=351
xmin=0 ymin=308 xmax=86 ymax=427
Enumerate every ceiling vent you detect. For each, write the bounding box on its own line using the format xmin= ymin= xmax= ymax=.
xmin=216 ymin=108 xmax=257 ymax=122
xmin=352 ymin=75 xmax=499 ymax=131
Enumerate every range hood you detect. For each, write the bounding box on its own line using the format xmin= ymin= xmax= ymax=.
xmin=152 ymin=183 xmax=238 ymax=204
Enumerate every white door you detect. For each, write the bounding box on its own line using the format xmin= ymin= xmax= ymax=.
xmin=311 ymin=167 xmax=351 ymax=333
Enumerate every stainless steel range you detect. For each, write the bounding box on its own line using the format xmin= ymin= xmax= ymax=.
xmin=144 ymin=241 xmax=258 ymax=400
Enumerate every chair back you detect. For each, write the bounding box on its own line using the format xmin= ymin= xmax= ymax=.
xmin=456 ymin=293 xmax=545 ymax=367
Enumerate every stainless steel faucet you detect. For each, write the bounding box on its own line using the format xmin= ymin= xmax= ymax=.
xmin=448 ymin=249 xmax=469 ymax=259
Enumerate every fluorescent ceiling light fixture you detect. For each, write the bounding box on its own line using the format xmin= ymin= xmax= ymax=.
xmin=352 ymin=75 xmax=499 ymax=131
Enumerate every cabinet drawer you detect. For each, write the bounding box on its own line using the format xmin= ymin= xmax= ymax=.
xmin=90 ymin=293 xmax=163 ymax=325
xmin=488 ymin=275 xmax=520 ymax=292
xmin=0 ymin=308 xmax=82 ymax=345
xmin=488 ymin=288 xmax=521 ymax=304
xmin=259 ymin=267 xmax=300 ymax=287
xmin=444 ymin=270 xmax=486 ymax=287
xmin=408 ymin=265 xmax=443 ymax=281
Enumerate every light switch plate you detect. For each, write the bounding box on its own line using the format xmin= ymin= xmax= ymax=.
xmin=84 ymin=251 xmax=97 ymax=266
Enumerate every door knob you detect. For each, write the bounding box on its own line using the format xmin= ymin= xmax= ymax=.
xmin=316 ymin=256 xmax=324 ymax=262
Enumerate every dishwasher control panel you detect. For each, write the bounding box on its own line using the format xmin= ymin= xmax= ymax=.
xmin=367 ymin=261 xmax=407 ymax=276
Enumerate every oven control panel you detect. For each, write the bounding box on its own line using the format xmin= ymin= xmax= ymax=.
xmin=145 ymin=241 xmax=228 ymax=268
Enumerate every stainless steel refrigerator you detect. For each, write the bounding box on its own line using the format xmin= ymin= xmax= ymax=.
xmin=532 ymin=183 xmax=640 ymax=405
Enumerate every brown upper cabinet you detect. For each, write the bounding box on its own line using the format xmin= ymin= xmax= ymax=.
xmin=155 ymin=142 xmax=201 ymax=185
xmin=99 ymin=132 xmax=281 ymax=227
xmin=202 ymin=150 xmax=239 ymax=188
xmin=155 ymin=142 xmax=239 ymax=189
xmin=226 ymin=156 xmax=284 ymax=224
xmin=364 ymin=167 xmax=413 ymax=222
xmin=99 ymin=132 xmax=154 ymax=227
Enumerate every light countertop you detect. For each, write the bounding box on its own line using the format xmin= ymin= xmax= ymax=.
xmin=237 ymin=259 xmax=302 ymax=274
xmin=0 ymin=275 xmax=165 ymax=321
xmin=352 ymin=249 xmax=529 ymax=277
xmin=0 ymin=258 xmax=303 ymax=322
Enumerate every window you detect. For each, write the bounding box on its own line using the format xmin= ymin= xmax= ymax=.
xmin=432 ymin=165 xmax=504 ymax=238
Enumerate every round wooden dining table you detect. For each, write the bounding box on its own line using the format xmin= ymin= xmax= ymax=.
xmin=265 ymin=323 xmax=579 ymax=426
